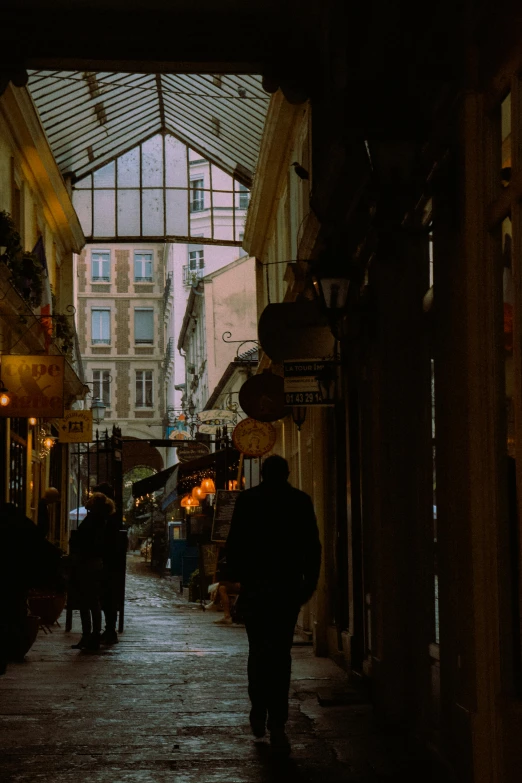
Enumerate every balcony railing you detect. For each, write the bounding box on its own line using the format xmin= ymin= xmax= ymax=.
xmin=182 ymin=265 xmax=205 ymax=287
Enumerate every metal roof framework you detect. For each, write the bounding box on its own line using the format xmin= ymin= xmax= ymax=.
xmin=27 ymin=71 xmax=269 ymax=187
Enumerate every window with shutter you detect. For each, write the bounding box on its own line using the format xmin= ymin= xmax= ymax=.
xmin=134 ymin=308 xmax=154 ymax=344
xmin=91 ymin=309 xmax=110 ymax=344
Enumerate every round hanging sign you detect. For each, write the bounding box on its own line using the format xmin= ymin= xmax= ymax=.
xmin=238 ymin=372 xmax=285 ymax=422
xmin=232 ymin=418 xmax=277 ymax=457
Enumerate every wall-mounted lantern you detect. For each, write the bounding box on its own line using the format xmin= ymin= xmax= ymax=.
xmin=90 ymin=397 xmax=107 ymax=425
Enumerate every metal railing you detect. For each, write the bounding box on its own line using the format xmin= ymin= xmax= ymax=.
xmin=182 ymin=265 xmax=205 ymax=287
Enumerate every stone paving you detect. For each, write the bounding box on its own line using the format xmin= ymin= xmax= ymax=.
xmin=0 ymin=555 xmax=443 ymax=783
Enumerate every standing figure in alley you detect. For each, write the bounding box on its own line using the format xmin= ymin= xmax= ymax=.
xmin=69 ymin=492 xmax=115 ymax=651
xmin=37 ymin=487 xmax=60 ymax=540
xmin=94 ymin=482 xmax=124 ymax=645
xmin=225 ymin=455 xmax=321 ymax=752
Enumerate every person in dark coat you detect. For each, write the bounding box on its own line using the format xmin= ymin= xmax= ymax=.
xmin=70 ymin=492 xmax=114 ymax=651
xmin=225 ymin=455 xmax=321 ymax=751
xmin=93 ymin=482 xmax=123 ymax=645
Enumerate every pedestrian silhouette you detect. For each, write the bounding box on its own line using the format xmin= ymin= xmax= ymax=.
xmin=225 ymin=454 xmax=321 ymax=752
xmin=69 ymin=492 xmax=115 ymax=651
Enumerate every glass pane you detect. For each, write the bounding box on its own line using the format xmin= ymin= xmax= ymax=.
xmin=502 ymin=93 xmax=512 ymax=187
xmin=142 ymin=189 xmax=164 ymax=236
xmin=93 ymin=161 xmax=115 ymax=188
xmin=93 ymin=190 xmax=116 ymax=236
xmin=75 ymin=174 xmax=92 ymax=190
xmin=212 ymin=188 xmax=233 ymax=210
xmin=212 ymin=190 xmax=233 ymax=241
xmin=117 ymin=189 xmax=140 ymax=236
xmin=72 ymin=190 xmax=92 ymax=237
xmin=235 ymin=223 xmax=246 ymax=242
xmin=166 ymin=189 xmax=189 ymax=236
xmin=141 ymin=135 xmax=163 ymax=187
xmin=117 ymin=147 xmax=140 ymax=187
xmin=211 ymin=165 xmax=233 ymax=192
xmin=165 ymin=135 xmax=188 ymax=188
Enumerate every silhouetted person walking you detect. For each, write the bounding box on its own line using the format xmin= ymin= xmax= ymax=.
xmin=70 ymin=493 xmax=114 ymax=651
xmin=226 ymin=455 xmax=321 ymax=752
xmin=94 ymin=482 xmax=122 ymax=644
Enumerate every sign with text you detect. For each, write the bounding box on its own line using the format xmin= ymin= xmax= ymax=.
xmin=176 ymin=441 xmax=210 ymax=463
xmin=0 ymin=355 xmax=65 ymax=418
xmin=283 ymin=359 xmax=337 ymax=406
xmin=57 ymin=409 xmax=93 ymax=443
xmin=211 ymin=490 xmax=241 ymax=542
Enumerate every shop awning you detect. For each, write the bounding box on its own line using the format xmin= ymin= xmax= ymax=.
xmin=132 ymin=464 xmax=177 ymax=498
xmin=177 ymin=447 xmax=240 ymax=495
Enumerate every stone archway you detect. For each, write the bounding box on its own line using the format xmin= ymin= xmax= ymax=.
xmin=122 ymin=437 xmax=163 ymax=476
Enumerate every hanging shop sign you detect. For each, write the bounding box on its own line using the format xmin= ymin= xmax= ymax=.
xmin=198 ymin=409 xmax=237 ymax=424
xmin=232 ymin=417 xmax=276 ymax=457
xmin=198 ymin=424 xmax=220 ymax=435
xmin=238 ymin=372 xmax=285 ymax=422
xmin=258 ymin=300 xmax=335 ymax=363
xmin=211 ymin=489 xmax=241 ymax=542
xmin=169 ymin=428 xmax=191 ymax=440
xmin=168 ymin=414 xmax=191 ymax=439
xmin=176 ymin=441 xmax=211 ymax=463
xmin=0 ymin=355 xmax=65 ymax=418
xmin=57 ymin=409 xmax=93 ymax=443
xmin=283 ymin=359 xmax=337 ymax=406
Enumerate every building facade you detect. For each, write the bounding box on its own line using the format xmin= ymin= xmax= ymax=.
xmin=0 ymin=81 xmax=85 ymax=549
xmin=177 ymin=255 xmax=257 ymax=417
xmin=75 ymin=242 xmax=167 ymax=453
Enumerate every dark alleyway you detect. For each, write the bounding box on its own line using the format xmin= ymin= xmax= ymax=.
xmin=0 ymin=556 xmax=444 ymax=782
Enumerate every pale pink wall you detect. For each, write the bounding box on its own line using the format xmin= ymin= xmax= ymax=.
xmin=203 ymin=256 xmax=257 ymax=399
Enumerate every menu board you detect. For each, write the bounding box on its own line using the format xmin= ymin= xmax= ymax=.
xmin=211 ymin=490 xmax=241 ymax=542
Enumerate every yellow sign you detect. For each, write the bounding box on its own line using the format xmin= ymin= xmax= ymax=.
xmin=232 ymin=417 xmax=276 ymax=457
xmin=57 ymin=409 xmax=93 ymax=443
xmin=0 ymin=355 xmax=65 ymax=418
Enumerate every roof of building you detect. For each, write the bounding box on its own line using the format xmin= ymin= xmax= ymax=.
xmin=27 ymin=72 xmax=269 ymax=186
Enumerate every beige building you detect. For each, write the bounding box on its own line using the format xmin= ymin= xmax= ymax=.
xmin=177 ymin=255 xmax=257 ymax=417
xmin=75 ymin=242 xmax=167 ymax=455
xmin=0 ymin=81 xmax=85 ymax=547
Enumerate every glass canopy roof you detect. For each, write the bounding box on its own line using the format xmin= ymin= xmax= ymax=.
xmin=27 ymin=71 xmax=269 ymax=186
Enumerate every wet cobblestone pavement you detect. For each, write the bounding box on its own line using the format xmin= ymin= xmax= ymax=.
xmin=0 ymin=555 xmax=443 ymax=782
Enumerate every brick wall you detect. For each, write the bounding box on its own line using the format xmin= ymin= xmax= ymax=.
xmin=116 ymin=361 xmax=130 ymax=418
xmin=115 ymin=249 xmax=129 ymax=293
xmin=115 ymin=299 xmax=130 ymax=354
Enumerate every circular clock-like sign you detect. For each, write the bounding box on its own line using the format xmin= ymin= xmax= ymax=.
xmin=232 ymin=417 xmax=277 ymax=457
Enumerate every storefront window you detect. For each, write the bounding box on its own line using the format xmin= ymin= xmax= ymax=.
xmin=9 ymin=418 xmax=28 ymax=509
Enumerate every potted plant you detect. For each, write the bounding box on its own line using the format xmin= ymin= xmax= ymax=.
xmin=0 ymin=210 xmax=44 ymax=308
